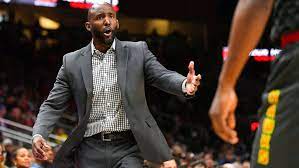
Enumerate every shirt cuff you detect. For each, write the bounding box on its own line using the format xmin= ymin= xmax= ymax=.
xmin=182 ymin=79 xmax=187 ymax=93
xmin=32 ymin=134 xmax=43 ymax=141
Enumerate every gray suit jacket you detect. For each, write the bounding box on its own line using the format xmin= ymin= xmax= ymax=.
xmin=33 ymin=39 xmax=186 ymax=167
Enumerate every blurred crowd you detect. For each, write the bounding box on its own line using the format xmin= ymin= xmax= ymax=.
xmin=0 ymin=11 xmax=261 ymax=168
xmin=0 ymin=137 xmax=251 ymax=168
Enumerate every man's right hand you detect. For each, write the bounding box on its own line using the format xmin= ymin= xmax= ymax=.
xmin=32 ymin=135 xmax=50 ymax=161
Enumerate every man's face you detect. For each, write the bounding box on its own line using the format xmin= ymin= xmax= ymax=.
xmin=86 ymin=4 xmax=119 ymax=45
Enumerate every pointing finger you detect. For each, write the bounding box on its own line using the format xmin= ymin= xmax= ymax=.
xmin=188 ymin=61 xmax=195 ymax=76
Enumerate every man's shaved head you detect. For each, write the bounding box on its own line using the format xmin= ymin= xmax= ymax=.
xmin=87 ymin=3 xmax=115 ymax=21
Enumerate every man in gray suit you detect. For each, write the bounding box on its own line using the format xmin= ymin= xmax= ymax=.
xmin=32 ymin=3 xmax=201 ymax=168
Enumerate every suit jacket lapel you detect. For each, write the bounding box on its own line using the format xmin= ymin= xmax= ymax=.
xmin=80 ymin=43 xmax=93 ymax=96
xmin=79 ymin=43 xmax=93 ymax=120
xmin=115 ymin=39 xmax=128 ymax=97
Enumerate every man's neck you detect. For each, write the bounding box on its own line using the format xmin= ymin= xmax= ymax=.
xmin=93 ymin=39 xmax=112 ymax=53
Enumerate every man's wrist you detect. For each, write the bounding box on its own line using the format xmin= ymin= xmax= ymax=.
xmin=217 ymin=79 xmax=235 ymax=91
xmin=32 ymin=134 xmax=43 ymax=142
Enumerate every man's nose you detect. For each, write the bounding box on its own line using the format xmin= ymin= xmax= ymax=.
xmin=104 ymin=17 xmax=111 ymax=26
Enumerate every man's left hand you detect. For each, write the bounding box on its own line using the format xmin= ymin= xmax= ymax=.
xmin=161 ymin=159 xmax=177 ymax=168
xmin=186 ymin=61 xmax=201 ymax=95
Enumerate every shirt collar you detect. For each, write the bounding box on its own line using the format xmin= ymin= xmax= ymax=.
xmin=91 ymin=39 xmax=116 ymax=55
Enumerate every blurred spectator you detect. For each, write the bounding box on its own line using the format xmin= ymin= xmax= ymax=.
xmin=53 ymin=127 xmax=68 ymax=144
xmin=182 ymin=152 xmax=196 ymax=167
xmin=4 ymin=96 xmax=16 ymax=112
xmin=171 ymin=144 xmax=185 ymax=166
xmin=0 ymin=105 xmax=7 ymax=141
xmin=0 ymin=105 xmax=7 ymax=119
xmin=0 ymin=144 xmax=8 ymax=168
xmin=143 ymin=160 xmax=160 ymax=168
xmin=203 ymin=153 xmax=215 ymax=168
xmin=190 ymin=161 xmax=206 ymax=168
xmin=241 ymin=160 xmax=250 ymax=168
xmin=11 ymin=147 xmax=31 ymax=168
xmin=3 ymin=138 xmax=15 ymax=167
xmin=6 ymin=107 xmax=23 ymax=124
xmin=193 ymin=164 xmax=206 ymax=168
xmin=218 ymin=145 xmax=236 ymax=165
xmin=2 ymin=139 xmax=13 ymax=154
xmin=220 ymin=163 xmax=234 ymax=168
xmin=22 ymin=110 xmax=35 ymax=127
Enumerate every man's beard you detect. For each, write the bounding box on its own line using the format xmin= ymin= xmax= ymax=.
xmin=92 ymin=29 xmax=115 ymax=46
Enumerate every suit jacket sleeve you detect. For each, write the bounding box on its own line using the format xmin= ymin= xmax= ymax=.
xmin=33 ymin=55 xmax=71 ymax=139
xmin=143 ymin=42 xmax=186 ymax=96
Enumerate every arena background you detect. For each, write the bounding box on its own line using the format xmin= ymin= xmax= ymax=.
xmin=0 ymin=0 xmax=279 ymax=167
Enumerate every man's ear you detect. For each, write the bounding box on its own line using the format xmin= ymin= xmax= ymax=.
xmin=116 ymin=19 xmax=120 ymax=30
xmin=85 ymin=22 xmax=91 ymax=32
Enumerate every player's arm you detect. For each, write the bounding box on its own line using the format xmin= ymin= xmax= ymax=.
xmin=209 ymin=0 xmax=275 ymax=144
xmin=219 ymin=0 xmax=275 ymax=90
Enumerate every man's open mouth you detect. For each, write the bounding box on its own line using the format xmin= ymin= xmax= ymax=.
xmin=103 ymin=28 xmax=112 ymax=37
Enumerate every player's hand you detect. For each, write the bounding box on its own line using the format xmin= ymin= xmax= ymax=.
xmin=32 ymin=135 xmax=50 ymax=161
xmin=186 ymin=61 xmax=201 ymax=95
xmin=209 ymin=87 xmax=239 ymax=144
